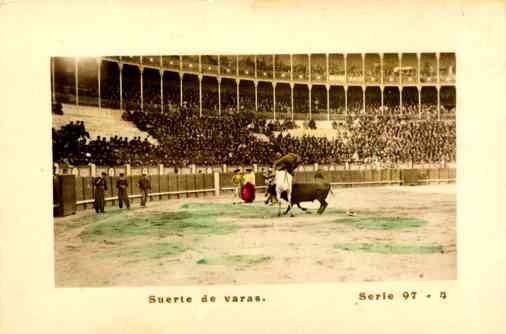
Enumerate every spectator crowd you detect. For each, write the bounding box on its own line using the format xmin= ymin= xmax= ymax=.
xmin=53 ymin=102 xmax=456 ymax=169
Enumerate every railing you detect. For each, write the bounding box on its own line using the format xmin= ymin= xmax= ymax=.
xmin=56 ymin=162 xmax=456 ymax=178
xmin=90 ymin=54 xmax=457 ymax=86
xmin=56 ymin=162 xmax=456 ymax=177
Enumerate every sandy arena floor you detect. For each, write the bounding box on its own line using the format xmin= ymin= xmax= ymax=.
xmin=54 ymin=184 xmax=456 ymax=286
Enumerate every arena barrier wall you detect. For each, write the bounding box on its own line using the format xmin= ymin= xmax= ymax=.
xmin=54 ymin=174 xmax=76 ymax=216
xmin=53 ymin=168 xmax=456 ymax=215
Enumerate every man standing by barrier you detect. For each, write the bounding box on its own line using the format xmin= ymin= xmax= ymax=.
xmin=116 ymin=173 xmax=130 ymax=209
xmin=93 ymin=172 xmax=107 ymax=213
xmin=138 ymin=172 xmax=151 ymax=207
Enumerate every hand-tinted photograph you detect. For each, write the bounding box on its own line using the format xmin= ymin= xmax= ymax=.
xmin=51 ymin=53 xmax=456 ymax=286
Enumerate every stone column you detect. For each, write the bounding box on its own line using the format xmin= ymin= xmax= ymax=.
xmin=236 ymin=78 xmax=240 ymax=113
xmin=380 ymin=86 xmax=384 ymax=111
xmin=140 ymin=66 xmax=144 ymax=112
xmin=308 ymin=84 xmax=312 ymax=120
xmin=273 ymin=82 xmax=276 ymax=120
xmin=218 ymin=77 xmax=222 ymax=116
xmin=326 ymin=84 xmax=330 ymax=121
xmin=418 ymin=86 xmax=422 ymax=119
xmin=290 ymin=82 xmax=294 ymax=120
xmin=437 ymin=86 xmax=441 ymax=120
xmin=344 ymin=86 xmax=348 ymax=115
xmin=160 ymin=69 xmax=164 ymax=113
xmin=119 ymin=62 xmax=123 ymax=111
xmin=199 ymin=74 xmax=203 ymax=117
xmin=362 ymin=85 xmax=366 ymax=114
xmin=75 ymin=57 xmax=79 ymax=107
xmin=179 ymin=73 xmax=183 ymax=107
xmin=97 ymin=58 xmax=101 ymax=111
xmin=254 ymin=81 xmax=258 ymax=112
xmin=400 ymin=86 xmax=403 ymax=115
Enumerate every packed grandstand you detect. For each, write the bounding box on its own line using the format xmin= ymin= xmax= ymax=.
xmin=51 ymin=54 xmax=456 ymax=168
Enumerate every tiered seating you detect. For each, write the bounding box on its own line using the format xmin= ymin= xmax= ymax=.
xmin=52 ymin=104 xmax=157 ymax=144
xmin=53 ymin=103 xmax=456 ymax=167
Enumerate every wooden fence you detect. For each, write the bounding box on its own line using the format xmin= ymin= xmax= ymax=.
xmin=53 ymin=167 xmax=456 ymax=215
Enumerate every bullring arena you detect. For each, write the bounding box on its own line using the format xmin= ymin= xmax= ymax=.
xmin=54 ymin=170 xmax=456 ymax=286
xmin=52 ymin=53 xmax=456 ymax=286
xmin=55 ymin=179 xmax=456 ymax=286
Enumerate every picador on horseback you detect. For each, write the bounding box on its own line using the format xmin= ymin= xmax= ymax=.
xmin=273 ymin=152 xmax=303 ymax=176
xmin=269 ymin=152 xmax=333 ymax=216
xmin=271 ymin=152 xmax=302 ymax=216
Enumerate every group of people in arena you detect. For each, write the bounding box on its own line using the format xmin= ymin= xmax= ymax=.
xmin=232 ymin=152 xmax=302 ymax=204
xmin=92 ymin=171 xmax=151 ymax=213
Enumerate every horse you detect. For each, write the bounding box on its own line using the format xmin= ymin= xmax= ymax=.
xmin=274 ymin=169 xmax=293 ymax=216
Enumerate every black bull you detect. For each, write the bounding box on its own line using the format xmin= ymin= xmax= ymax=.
xmin=267 ymin=182 xmax=331 ymax=215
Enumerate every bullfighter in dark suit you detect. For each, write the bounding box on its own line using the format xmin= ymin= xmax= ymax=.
xmin=94 ymin=172 xmax=107 ymax=213
xmin=138 ymin=172 xmax=151 ymax=207
xmin=116 ymin=173 xmax=130 ymax=209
